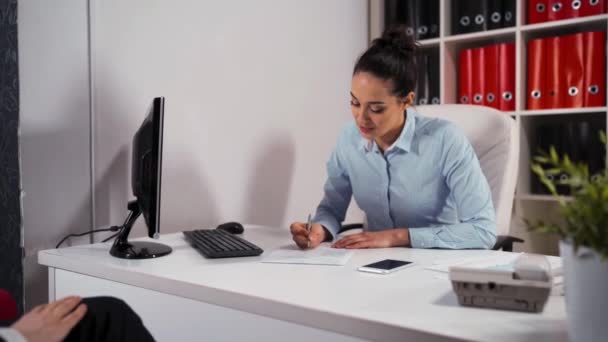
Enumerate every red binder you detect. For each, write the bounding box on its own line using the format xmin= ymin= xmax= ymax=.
xmin=545 ymin=36 xmax=564 ymax=109
xmin=563 ymin=33 xmax=585 ymax=108
xmin=483 ymin=44 xmax=500 ymax=109
xmin=527 ymin=38 xmax=546 ymax=110
xmin=528 ymin=0 xmax=548 ymax=24
xmin=583 ymin=31 xmax=607 ymax=107
xmin=566 ymin=0 xmax=584 ymax=19
xmin=580 ymin=0 xmax=606 ymax=17
xmin=459 ymin=49 xmax=474 ymax=105
xmin=471 ymin=47 xmax=486 ymax=106
xmin=498 ymin=43 xmax=515 ymax=111
xmin=547 ymin=0 xmax=568 ymax=21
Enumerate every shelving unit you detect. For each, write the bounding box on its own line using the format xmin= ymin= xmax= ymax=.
xmin=514 ymin=193 xmax=573 ymax=201
xmin=369 ymin=0 xmax=608 ymax=255
xmin=518 ymin=106 xmax=608 ymax=116
xmin=418 ymin=37 xmax=441 ymax=47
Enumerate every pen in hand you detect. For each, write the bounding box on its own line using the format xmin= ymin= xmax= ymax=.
xmin=306 ymin=213 xmax=312 ymax=248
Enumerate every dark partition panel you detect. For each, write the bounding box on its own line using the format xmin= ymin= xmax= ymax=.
xmin=0 ymin=0 xmax=23 ymax=321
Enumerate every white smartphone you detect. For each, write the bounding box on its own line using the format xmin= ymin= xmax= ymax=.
xmin=357 ymin=259 xmax=414 ymax=274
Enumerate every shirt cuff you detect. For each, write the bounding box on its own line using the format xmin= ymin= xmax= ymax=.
xmin=312 ymin=217 xmax=340 ymax=242
xmin=0 ymin=328 xmax=27 ymax=342
xmin=409 ymin=227 xmax=439 ymax=248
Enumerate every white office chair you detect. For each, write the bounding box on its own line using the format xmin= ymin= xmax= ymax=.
xmin=340 ymin=104 xmax=522 ymax=251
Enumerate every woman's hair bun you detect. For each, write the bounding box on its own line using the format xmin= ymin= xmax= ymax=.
xmin=372 ymin=25 xmax=417 ymax=56
xmin=353 ymin=25 xmax=419 ymax=98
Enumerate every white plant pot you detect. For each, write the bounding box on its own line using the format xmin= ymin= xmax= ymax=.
xmin=559 ymin=240 xmax=608 ymax=342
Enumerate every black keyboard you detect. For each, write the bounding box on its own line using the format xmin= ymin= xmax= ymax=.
xmin=183 ymin=229 xmax=263 ymax=258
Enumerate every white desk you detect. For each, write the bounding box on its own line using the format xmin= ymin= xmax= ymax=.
xmin=38 ymin=226 xmax=567 ymax=342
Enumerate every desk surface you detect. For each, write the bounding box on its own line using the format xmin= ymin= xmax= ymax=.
xmin=38 ymin=226 xmax=567 ymax=342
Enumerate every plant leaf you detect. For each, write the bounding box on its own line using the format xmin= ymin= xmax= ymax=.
xmin=550 ymin=146 xmax=559 ymax=163
xmin=534 ymin=156 xmax=550 ymax=163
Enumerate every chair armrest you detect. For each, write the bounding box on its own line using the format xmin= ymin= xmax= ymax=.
xmin=492 ymin=235 xmax=524 ymax=252
xmin=338 ymin=223 xmax=364 ymax=234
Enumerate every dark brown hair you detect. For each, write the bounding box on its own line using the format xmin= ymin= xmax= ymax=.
xmin=353 ymin=26 xmax=418 ymax=98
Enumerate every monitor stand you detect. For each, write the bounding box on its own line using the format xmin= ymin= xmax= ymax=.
xmin=109 ymin=200 xmax=172 ymax=259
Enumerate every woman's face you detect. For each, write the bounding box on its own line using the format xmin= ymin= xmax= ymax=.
xmin=350 ymin=72 xmax=412 ymax=141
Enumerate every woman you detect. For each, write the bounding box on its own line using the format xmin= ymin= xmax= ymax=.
xmin=290 ymin=27 xmax=496 ymax=250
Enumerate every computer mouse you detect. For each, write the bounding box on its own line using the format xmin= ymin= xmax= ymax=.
xmin=216 ymin=221 xmax=244 ymax=234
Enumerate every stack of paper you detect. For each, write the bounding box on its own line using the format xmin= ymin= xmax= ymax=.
xmin=262 ymin=246 xmax=353 ymax=266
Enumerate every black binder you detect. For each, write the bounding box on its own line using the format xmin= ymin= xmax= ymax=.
xmin=557 ymin=122 xmax=578 ymax=195
xmin=534 ymin=119 xmax=606 ymax=195
xmin=453 ymin=0 xmax=487 ymax=34
xmin=415 ymin=0 xmax=430 ymax=40
xmin=581 ymin=120 xmax=606 ymax=176
xmin=403 ymin=0 xmax=416 ymax=38
xmin=565 ymin=120 xmax=606 ymax=182
xmin=471 ymin=0 xmax=489 ymax=33
xmin=502 ymin=0 xmax=516 ymax=28
xmin=428 ymin=48 xmax=440 ymax=104
xmin=592 ymin=123 xmax=607 ymax=175
xmin=416 ymin=51 xmax=430 ymax=105
xmin=533 ymin=123 xmax=562 ymax=194
xmin=384 ymin=0 xmax=401 ymax=28
xmin=452 ymin=0 xmax=470 ymax=35
xmin=385 ymin=0 xmax=416 ymax=37
xmin=487 ymin=0 xmax=503 ymax=30
xmin=415 ymin=0 xmax=439 ymax=40
xmin=428 ymin=0 xmax=440 ymax=39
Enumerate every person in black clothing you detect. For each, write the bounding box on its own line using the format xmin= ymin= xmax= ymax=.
xmin=0 ymin=296 xmax=155 ymax=342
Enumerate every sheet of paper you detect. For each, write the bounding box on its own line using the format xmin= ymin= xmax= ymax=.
xmin=262 ymin=246 xmax=353 ymax=266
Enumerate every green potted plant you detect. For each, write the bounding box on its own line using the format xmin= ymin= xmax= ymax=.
xmin=530 ymin=131 xmax=608 ymax=342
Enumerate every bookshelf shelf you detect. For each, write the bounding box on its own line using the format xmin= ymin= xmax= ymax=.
xmin=521 ymin=13 xmax=608 ymax=33
xmin=515 ymin=194 xmax=573 ymax=202
xmin=418 ymin=37 xmax=441 ymax=47
xmin=370 ymin=0 xmax=608 ymax=254
xmin=444 ymin=27 xmax=517 ymax=43
xmin=518 ymin=107 xmax=608 ymax=116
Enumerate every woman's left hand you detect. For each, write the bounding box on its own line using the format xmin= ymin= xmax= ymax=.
xmin=332 ymin=229 xmax=410 ymax=249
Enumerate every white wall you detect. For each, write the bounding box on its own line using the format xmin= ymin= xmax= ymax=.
xmin=19 ymin=0 xmax=91 ymax=309
xmin=92 ymin=0 xmax=368 ymax=238
xmin=19 ymin=0 xmax=368 ymax=306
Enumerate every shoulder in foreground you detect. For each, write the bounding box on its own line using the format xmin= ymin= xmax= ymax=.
xmin=415 ymin=114 xmax=465 ymax=142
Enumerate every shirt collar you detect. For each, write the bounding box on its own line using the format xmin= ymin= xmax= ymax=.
xmin=359 ymin=108 xmax=417 ymax=153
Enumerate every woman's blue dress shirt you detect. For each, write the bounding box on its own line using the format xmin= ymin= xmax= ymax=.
xmin=313 ymin=109 xmax=497 ymax=249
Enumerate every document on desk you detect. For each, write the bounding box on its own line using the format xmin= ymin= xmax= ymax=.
xmin=262 ymin=246 xmax=353 ymax=266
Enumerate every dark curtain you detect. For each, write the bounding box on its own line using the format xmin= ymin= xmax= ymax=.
xmin=0 ymin=0 xmax=23 ymax=321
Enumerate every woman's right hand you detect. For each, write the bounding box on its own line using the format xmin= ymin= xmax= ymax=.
xmin=289 ymin=222 xmax=327 ymax=249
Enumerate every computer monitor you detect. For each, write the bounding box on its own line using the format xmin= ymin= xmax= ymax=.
xmin=109 ymin=97 xmax=172 ymax=259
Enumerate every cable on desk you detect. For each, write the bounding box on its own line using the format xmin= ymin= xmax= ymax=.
xmin=55 ymin=226 xmax=120 ymax=249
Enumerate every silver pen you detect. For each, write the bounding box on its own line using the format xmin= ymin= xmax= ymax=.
xmin=306 ymin=213 xmax=312 ymax=248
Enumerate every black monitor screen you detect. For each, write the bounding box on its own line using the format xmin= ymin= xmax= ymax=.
xmin=131 ymin=97 xmax=164 ymax=239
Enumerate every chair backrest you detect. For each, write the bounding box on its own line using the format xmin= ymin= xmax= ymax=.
xmin=416 ymin=104 xmax=519 ymax=236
